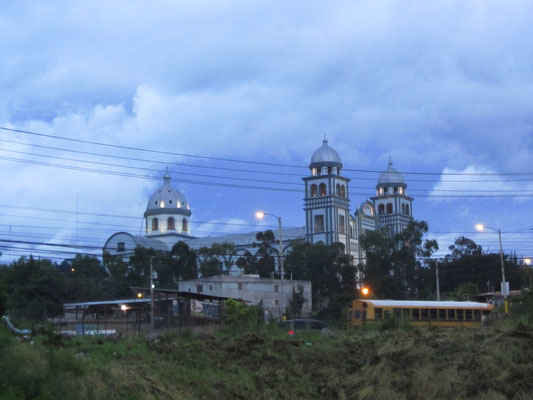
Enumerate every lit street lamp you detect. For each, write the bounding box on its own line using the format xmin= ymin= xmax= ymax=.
xmin=476 ymin=224 xmax=508 ymax=298
xmin=256 ymin=211 xmax=284 ymax=279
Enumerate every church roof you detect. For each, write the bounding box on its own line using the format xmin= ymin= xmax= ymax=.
xmin=377 ymin=160 xmax=406 ymax=187
xmin=144 ymin=172 xmax=191 ymax=218
xmin=310 ymin=138 xmax=342 ymax=168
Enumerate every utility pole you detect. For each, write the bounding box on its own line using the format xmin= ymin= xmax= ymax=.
xmin=497 ymin=229 xmax=507 ymax=298
xmin=435 ymin=260 xmax=440 ymax=301
xmin=277 ymin=216 xmax=284 ymax=280
xmin=150 ymin=257 xmax=155 ymax=330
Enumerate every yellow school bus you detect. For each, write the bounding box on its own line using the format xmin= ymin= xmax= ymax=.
xmin=348 ymin=300 xmax=493 ymax=328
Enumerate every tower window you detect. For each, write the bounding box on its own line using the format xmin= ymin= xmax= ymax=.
xmin=378 ymin=204 xmax=384 ymax=215
xmin=312 ymin=168 xmax=317 ymax=176
xmin=386 ymin=203 xmax=393 ymax=214
xmin=169 ymin=200 xmax=172 ymax=204
xmin=314 ymin=214 xmax=324 ymax=233
xmin=401 ymin=204 xmax=406 ymax=214
xmin=317 ymin=167 xmax=321 ymax=176
xmin=319 ymin=183 xmax=326 ymax=196
xmin=406 ymin=204 xmax=410 ymax=216
xmin=394 ymin=187 xmax=398 ymax=194
xmin=340 ymin=185 xmax=346 ymax=198
xmin=168 ymin=217 xmax=175 ymax=230
xmin=336 ymin=183 xmax=340 ymax=196
xmin=152 ymin=218 xmax=159 ymax=231
xmin=339 ymin=215 xmax=345 ymax=233
xmin=310 ymin=184 xmax=317 ymax=197
xmin=399 ymin=187 xmax=404 ymax=194
xmin=379 ymin=188 xmax=384 ymax=195
xmin=328 ymin=166 xmax=332 ymax=174
xmin=182 ymin=218 xmax=188 ymax=232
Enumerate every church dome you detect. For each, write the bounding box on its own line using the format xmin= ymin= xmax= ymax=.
xmin=377 ymin=160 xmax=406 ymax=187
xmin=143 ymin=172 xmax=192 ymax=218
xmin=310 ymin=138 xmax=342 ymax=168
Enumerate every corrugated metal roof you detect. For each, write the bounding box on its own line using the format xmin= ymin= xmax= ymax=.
xmin=359 ymin=300 xmax=492 ymax=309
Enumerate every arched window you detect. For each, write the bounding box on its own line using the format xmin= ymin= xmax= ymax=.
xmin=386 ymin=203 xmax=393 ymax=214
xmin=167 ymin=217 xmax=175 ymax=230
xmin=182 ymin=218 xmax=188 ymax=232
xmin=378 ymin=204 xmax=384 ymax=215
xmin=310 ymin=184 xmax=317 ymax=197
xmin=319 ymin=183 xmax=327 ymax=196
xmin=152 ymin=218 xmax=159 ymax=231
xmin=327 ymin=166 xmax=332 ymax=174
xmin=401 ymin=204 xmax=406 ymax=214
xmin=406 ymin=204 xmax=410 ymax=216
xmin=340 ymin=185 xmax=346 ymax=198
xmin=336 ymin=183 xmax=340 ymax=196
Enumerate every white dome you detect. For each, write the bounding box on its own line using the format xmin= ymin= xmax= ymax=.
xmin=377 ymin=160 xmax=406 ymax=187
xmin=143 ymin=173 xmax=191 ymax=218
xmin=310 ymin=139 xmax=342 ymax=167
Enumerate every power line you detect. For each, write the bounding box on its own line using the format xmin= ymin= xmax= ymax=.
xmin=2 ymin=125 xmax=533 ymax=176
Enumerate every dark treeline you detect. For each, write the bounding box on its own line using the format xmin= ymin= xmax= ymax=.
xmin=1 ymin=223 xmax=531 ymax=324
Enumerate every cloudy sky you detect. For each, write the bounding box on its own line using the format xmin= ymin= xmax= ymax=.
xmin=0 ymin=1 xmax=532 ymax=263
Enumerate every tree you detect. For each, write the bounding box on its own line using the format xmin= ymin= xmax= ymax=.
xmin=197 ymin=246 xmax=223 ymax=277
xmin=288 ymin=286 xmax=306 ymax=318
xmin=284 ymin=241 xmax=355 ymax=321
xmin=170 ymin=241 xmax=198 ymax=280
xmin=359 ymin=220 xmax=439 ymax=299
xmin=251 ymin=230 xmax=276 ymax=278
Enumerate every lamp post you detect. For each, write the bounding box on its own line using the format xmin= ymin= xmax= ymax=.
xmin=475 ymin=224 xmax=507 ymax=298
xmin=256 ymin=211 xmax=284 ymax=280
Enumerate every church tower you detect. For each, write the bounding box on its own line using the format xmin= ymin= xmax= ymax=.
xmin=371 ymin=159 xmax=413 ymax=236
xmin=303 ymin=138 xmax=353 ymax=254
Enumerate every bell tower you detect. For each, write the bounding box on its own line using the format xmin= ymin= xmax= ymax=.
xmin=371 ymin=158 xmax=413 ymax=236
xmin=302 ymin=138 xmax=352 ymax=253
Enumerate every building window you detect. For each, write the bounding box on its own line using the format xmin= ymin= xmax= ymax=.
xmin=197 ymin=285 xmax=203 ymax=293
xmin=394 ymin=187 xmax=398 ymax=194
xmin=167 ymin=217 xmax=175 ymax=230
xmin=340 ymin=185 xmax=345 ymax=198
xmin=310 ymin=184 xmax=317 ymax=197
xmin=319 ymin=183 xmax=326 ymax=196
xmin=399 ymin=187 xmax=404 ymax=194
xmin=327 ymin=166 xmax=332 ymax=174
xmin=169 ymin=199 xmax=172 ymax=204
xmin=209 ymin=285 xmax=212 ymax=291
xmin=238 ymin=283 xmax=243 ymax=290
xmin=182 ymin=218 xmax=188 ymax=232
xmin=274 ymin=285 xmax=279 ymax=292
xmin=336 ymin=183 xmax=340 ymax=196
xmin=317 ymin=167 xmax=321 ymax=176
xmin=378 ymin=204 xmax=385 ymax=215
xmin=401 ymin=204 xmax=406 ymax=214
xmin=406 ymin=204 xmax=410 ymax=215
xmin=275 ymin=299 xmax=279 ymax=305
xmin=117 ymin=242 xmax=125 ymax=252
xmin=339 ymin=215 xmax=345 ymax=233
xmin=314 ymin=214 xmax=324 ymax=233
xmin=312 ymin=168 xmax=317 ymax=176
xmin=152 ymin=218 xmax=159 ymax=231
xmin=386 ymin=203 xmax=393 ymax=214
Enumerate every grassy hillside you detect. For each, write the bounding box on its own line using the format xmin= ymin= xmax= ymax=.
xmin=1 ymin=322 xmax=533 ymax=399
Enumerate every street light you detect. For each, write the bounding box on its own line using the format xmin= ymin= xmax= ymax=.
xmin=256 ymin=211 xmax=284 ymax=279
xmin=476 ymin=223 xmax=508 ymax=298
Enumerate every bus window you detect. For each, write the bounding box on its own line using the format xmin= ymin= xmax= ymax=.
xmin=384 ymin=310 xmax=391 ymax=319
xmin=402 ymin=309 xmax=410 ymax=319
xmin=412 ymin=309 xmax=420 ymax=320
xmin=421 ymin=309 xmax=428 ymax=320
xmin=394 ymin=308 xmax=401 ymax=318
xmin=457 ymin=309 xmax=464 ymax=320
xmin=438 ymin=309 xmax=446 ymax=320
xmin=430 ymin=309 xmax=437 ymax=320
xmin=465 ymin=310 xmax=473 ymax=321
xmin=474 ymin=310 xmax=481 ymax=321
xmin=375 ymin=308 xmax=383 ymax=320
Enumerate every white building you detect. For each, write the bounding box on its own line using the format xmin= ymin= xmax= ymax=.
xmin=103 ymin=140 xmax=414 ymax=269
xmin=178 ymin=275 xmax=312 ymax=318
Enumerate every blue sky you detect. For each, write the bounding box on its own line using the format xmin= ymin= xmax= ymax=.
xmin=0 ymin=1 xmax=532 ymax=262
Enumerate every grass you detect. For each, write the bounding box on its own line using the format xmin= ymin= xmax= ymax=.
xmin=1 ymin=320 xmax=533 ymax=399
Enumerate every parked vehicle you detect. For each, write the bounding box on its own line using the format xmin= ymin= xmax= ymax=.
xmin=279 ymin=319 xmax=327 ymax=335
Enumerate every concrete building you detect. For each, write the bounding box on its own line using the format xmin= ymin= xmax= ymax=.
xmin=178 ymin=275 xmax=312 ymax=318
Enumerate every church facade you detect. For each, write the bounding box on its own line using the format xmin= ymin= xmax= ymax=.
xmin=103 ymin=140 xmax=413 ymax=269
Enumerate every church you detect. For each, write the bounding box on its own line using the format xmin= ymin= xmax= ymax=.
xmin=103 ymin=139 xmax=414 ymax=269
